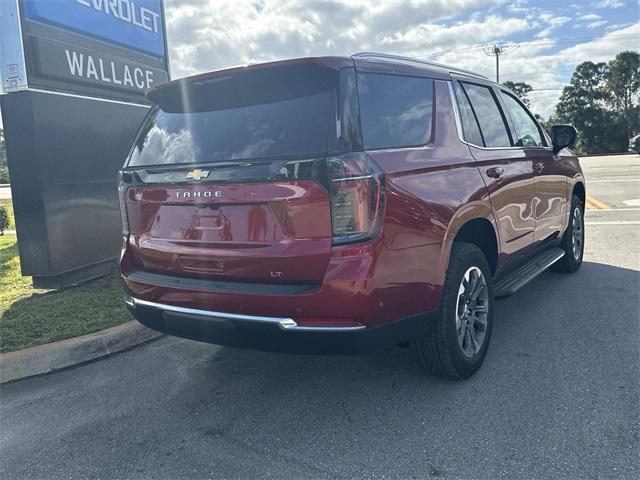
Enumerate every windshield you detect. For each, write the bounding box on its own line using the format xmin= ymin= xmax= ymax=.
xmin=127 ymin=64 xmax=342 ymax=167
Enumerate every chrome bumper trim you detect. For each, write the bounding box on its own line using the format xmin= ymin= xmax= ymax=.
xmin=127 ymin=297 xmax=366 ymax=332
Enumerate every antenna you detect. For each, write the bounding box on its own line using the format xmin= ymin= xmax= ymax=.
xmin=482 ymin=43 xmax=519 ymax=83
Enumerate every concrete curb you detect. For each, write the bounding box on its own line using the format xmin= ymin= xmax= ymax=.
xmin=0 ymin=321 xmax=162 ymax=384
xmin=579 ymin=153 xmax=635 ymax=158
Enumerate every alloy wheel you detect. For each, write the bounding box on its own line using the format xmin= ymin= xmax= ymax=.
xmin=455 ymin=267 xmax=489 ymax=358
xmin=572 ymin=206 xmax=584 ymax=260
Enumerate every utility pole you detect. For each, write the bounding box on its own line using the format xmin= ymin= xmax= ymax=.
xmin=482 ymin=43 xmax=518 ymax=83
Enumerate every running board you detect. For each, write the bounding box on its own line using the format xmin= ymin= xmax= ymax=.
xmin=494 ymin=247 xmax=565 ymax=299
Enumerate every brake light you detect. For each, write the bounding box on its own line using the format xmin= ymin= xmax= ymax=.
xmin=118 ymin=171 xmax=131 ymax=236
xmin=327 ymin=153 xmax=384 ymax=244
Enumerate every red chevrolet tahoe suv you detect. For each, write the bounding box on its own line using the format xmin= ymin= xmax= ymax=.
xmin=119 ymin=53 xmax=585 ymax=379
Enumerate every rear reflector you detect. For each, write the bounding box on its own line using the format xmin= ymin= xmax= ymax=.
xmin=327 ymin=153 xmax=384 ymax=245
xmin=118 ymin=170 xmax=131 ymax=236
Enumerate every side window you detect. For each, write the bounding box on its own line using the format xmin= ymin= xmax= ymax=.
xmin=453 ymin=81 xmax=484 ymax=146
xmin=500 ymin=92 xmax=545 ymax=147
xmin=358 ymin=73 xmax=433 ymax=150
xmin=461 ymin=82 xmax=512 ymax=148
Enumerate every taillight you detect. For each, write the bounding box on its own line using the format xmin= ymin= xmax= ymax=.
xmin=327 ymin=153 xmax=384 ymax=245
xmin=117 ymin=171 xmax=131 ymax=236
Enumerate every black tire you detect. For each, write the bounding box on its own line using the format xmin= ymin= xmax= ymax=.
xmin=415 ymin=242 xmax=494 ymax=380
xmin=551 ymin=194 xmax=584 ymax=273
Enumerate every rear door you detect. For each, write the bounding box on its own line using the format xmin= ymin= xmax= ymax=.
xmin=498 ymin=89 xmax=565 ymax=242
xmin=451 ymin=78 xmax=536 ymax=267
xmin=120 ymin=61 xmax=356 ymax=285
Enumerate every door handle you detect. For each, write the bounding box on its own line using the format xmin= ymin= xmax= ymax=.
xmin=533 ymin=162 xmax=544 ymax=172
xmin=486 ymin=167 xmax=504 ymax=178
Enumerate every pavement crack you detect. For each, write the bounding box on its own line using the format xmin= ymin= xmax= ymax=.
xmin=341 ymin=401 xmax=353 ymax=424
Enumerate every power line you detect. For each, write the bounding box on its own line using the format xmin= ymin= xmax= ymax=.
xmin=424 ymin=33 xmax=640 ymax=61
xmin=424 ymin=45 xmax=485 ymax=59
xmin=430 ymin=33 xmax=640 ymax=59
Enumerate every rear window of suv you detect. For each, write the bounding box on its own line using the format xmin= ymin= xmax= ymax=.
xmin=128 ymin=64 xmax=344 ymax=167
xmin=357 ymin=73 xmax=433 ymax=150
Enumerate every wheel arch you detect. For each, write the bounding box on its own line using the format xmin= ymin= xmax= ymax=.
xmin=572 ymin=181 xmax=586 ymax=206
xmin=450 ymin=217 xmax=499 ymax=275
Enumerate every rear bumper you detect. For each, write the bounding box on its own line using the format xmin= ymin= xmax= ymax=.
xmin=126 ymin=296 xmax=435 ymax=354
xmin=121 ymin=237 xmax=445 ymax=329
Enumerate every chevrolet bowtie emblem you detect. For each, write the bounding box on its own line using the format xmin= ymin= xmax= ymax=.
xmin=186 ymin=169 xmax=210 ymax=181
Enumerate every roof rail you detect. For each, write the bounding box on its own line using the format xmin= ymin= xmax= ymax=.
xmin=351 ymin=52 xmax=488 ymax=80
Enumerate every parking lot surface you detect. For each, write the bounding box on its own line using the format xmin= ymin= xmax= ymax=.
xmin=1 ymin=155 xmax=638 ymax=479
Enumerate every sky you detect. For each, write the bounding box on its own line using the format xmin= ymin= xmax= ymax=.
xmin=162 ymin=0 xmax=640 ymax=119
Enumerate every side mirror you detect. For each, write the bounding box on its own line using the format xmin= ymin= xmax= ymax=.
xmin=550 ymin=124 xmax=577 ymax=154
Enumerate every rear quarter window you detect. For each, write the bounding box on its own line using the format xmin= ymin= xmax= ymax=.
xmin=453 ymin=81 xmax=484 ymax=147
xmin=357 ymin=73 xmax=433 ymax=150
xmin=460 ymin=82 xmax=512 ymax=148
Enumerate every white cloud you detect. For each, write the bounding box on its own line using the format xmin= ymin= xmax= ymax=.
xmin=555 ymin=23 xmax=639 ymax=63
xmin=132 ymin=126 xmax=199 ymax=165
xmin=574 ymin=12 xmax=610 ymax=29
xmin=377 ymin=15 xmax=530 ymax=57
xmin=535 ymin=15 xmax=571 ymax=38
xmin=586 ymin=20 xmax=609 ymax=28
xmin=592 ymin=0 xmax=624 ymax=8
xmin=606 ymin=22 xmax=634 ymax=31
xmin=578 ymin=13 xmax=603 ymax=21
xmin=506 ymin=0 xmax=529 ymax=13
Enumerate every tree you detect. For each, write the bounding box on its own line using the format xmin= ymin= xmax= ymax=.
xmin=502 ymin=81 xmax=533 ymax=107
xmin=0 ymin=206 xmax=8 ymax=235
xmin=553 ymin=54 xmax=638 ymax=154
xmin=0 ymin=128 xmax=8 ymax=184
xmin=554 ymin=62 xmax=611 ymax=153
xmin=606 ymin=51 xmax=640 ymax=138
xmin=555 ymin=61 xmax=610 ymax=116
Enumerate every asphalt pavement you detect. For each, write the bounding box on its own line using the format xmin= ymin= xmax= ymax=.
xmin=581 ymin=154 xmax=640 ymax=210
xmin=1 ymin=154 xmax=638 ymax=479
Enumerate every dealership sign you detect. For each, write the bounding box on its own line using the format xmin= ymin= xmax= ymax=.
xmin=0 ymin=0 xmax=170 ymax=288
xmin=34 ymin=37 xmax=166 ymax=93
xmin=0 ymin=0 xmax=170 ymax=102
xmin=22 ymin=0 xmax=165 ymax=56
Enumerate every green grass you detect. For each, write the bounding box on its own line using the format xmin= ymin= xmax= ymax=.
xmin=0 ymin=198 xmax=13 ymax=230
xmin=0 ymin=234 xmax=32 ymax=315
xmin=0 ymin=233 xmax=133 ymax=354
